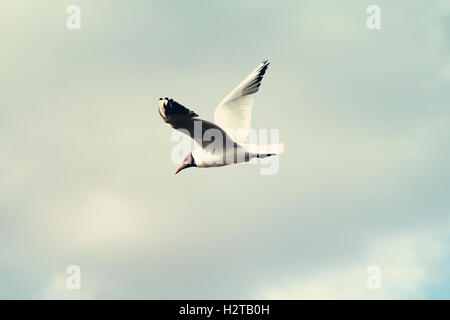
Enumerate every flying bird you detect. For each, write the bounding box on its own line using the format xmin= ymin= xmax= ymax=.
xmin=158 ymin=60 xmax=284 ymax=174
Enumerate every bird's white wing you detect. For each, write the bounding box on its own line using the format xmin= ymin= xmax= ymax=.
xmin=214 ymin=60 xmax=269 ymax=145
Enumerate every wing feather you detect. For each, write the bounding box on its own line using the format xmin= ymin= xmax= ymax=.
xmin=214 ymin=60 xmax=269 ymax=144
xmin=158 ymin=98 xmax=231 ymax=149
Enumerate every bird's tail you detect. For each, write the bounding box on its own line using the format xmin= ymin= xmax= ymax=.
xmin=245 ymin=143 xmax=285 ymax=158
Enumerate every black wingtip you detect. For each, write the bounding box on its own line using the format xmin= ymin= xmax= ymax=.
xmin=259 ymin=61 xmax=269 ymax=77
xmin=259 ymin=60 xmax=270 ymax=75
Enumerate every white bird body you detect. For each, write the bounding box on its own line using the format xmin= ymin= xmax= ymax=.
xmin=157 ymin=60 xmax=284 ymax=174
xmin=192 ymin=143 xmax=253 ymax=168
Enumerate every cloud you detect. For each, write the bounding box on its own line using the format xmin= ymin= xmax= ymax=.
xmin=261 ymin=223 xmax=449 ymax=299
xmin=0 ymin=0 xmax=449 ymax=299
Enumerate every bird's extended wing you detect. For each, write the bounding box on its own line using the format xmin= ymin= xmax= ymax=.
xmin=158 ymin=98 xmax=232 ymax=150
xmin=214 ymin=60 xmax=269 ymax=145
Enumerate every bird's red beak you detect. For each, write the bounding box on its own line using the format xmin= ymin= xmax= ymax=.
xmin=175 ymin=163 xmax=188 ymax=175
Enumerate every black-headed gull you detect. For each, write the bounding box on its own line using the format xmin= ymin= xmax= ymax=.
xmin=158 ymin=60 xmax=284 ymax=174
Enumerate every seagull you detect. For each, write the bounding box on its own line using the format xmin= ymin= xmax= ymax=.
xmin=158 ymin=60 xmax=284 ymax=175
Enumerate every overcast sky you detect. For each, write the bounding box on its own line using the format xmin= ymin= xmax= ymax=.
xmin=1 ymin=0 xmax=449 ymax=299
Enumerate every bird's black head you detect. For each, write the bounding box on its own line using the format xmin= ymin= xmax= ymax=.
xmin=175 ymin=152 xmax=196 ymax=175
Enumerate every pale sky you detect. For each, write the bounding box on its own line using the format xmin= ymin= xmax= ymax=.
xmin=1 ymin=0 xmax=449 ymax=299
